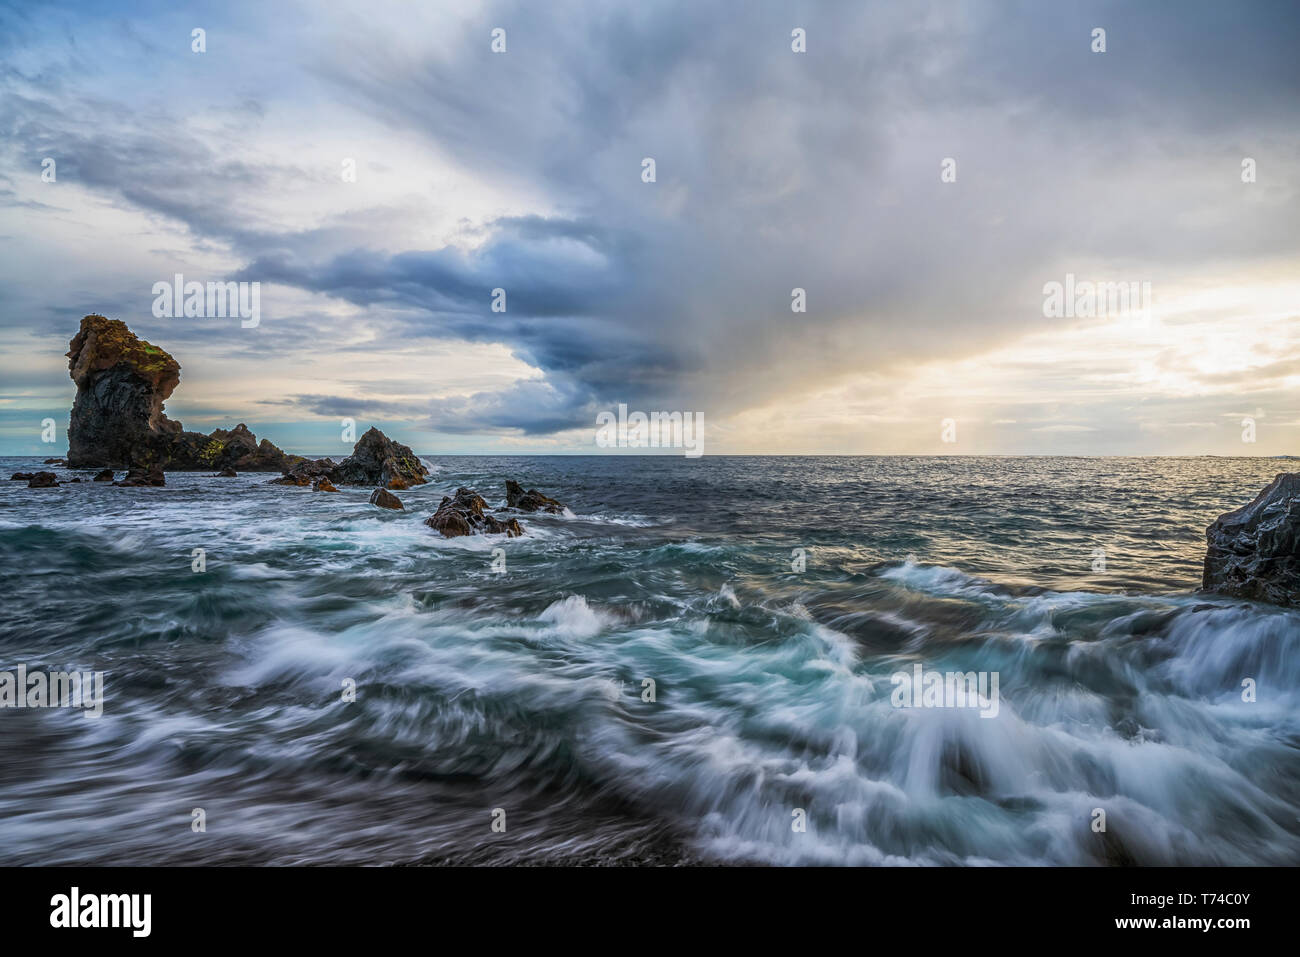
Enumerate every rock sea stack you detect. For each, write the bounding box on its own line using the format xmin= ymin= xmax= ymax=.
xmin=328 ymin=428 xmax=428 ymax=488
xmin=66 ymin=314 xmax=303 ymax=471
xmin=1203 ymin=472 xmax=1300 ymax=608
xmin=425 ymin=488 xmax=523 ymax=538
xmin=273 ymin=429 xmax=428 ymax=489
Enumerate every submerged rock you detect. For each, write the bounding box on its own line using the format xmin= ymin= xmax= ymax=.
xmin=425 ymin=487 xmax=523 ymax=538
xmin=1202 ymin=472 xmax=1300 ymax=607
xmin=215 ymin=467 xmax=237 ymax=477
xmin=65 ymin=314 xmax=303 ymax=471
xmin=27 ymin=471 xmax=59 ymax=488
xmin=504 ymin=479 xmax=566 ymax=513
xmin=93 ymin=469 xmax=114 ymax=482
xmin=369 ymin=488 xmax=403 ymax=510
xmin=113 ymin=466 xmax=165 ymax=487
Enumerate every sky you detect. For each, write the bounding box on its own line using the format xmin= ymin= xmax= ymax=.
xmin=1 ymin=0 xmax=1298 ymax=457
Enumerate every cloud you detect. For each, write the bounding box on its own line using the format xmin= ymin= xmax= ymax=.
xmin=1 ymin=0 xmax=1298 ymax=453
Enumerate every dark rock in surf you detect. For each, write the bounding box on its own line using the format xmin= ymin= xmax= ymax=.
xmin=504 ymin=479 xmax=566 ymax=513
xmin=329 ymin=428 xmax=428 ymax=488
xmin=425 ymin=487 xmax=523 ymax=538
xmin=10 ymin=472 xmax=34 ymax=481
xmin=369 ymin=488 xmax=403 ymax=510
xmin=271 ymin=429 xmax=427 ymax=489
xmin=27 ymin=471 xmax=59 ymax=488
xmin=313 ymin=477 xmax=340 ymax=493
xmin=1202 ymin=472 xmax=1300 ymax=608
xmin=43 ymin=458 xmax=65 ymax=465
xmin=93 ymin=469 xmax=114 ymax=482
xmin=271 ymin=457 xmax=334 ymax=486
xmin=215 ymin=467 xmax=237 ymax=477
xmin=113 ymin=466 xmax=165 ymax=487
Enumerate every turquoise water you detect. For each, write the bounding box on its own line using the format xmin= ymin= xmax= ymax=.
xmin=1 ymin=455 xmax=1297 ymax=865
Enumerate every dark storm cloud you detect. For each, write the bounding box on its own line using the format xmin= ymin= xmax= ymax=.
xmin=291 ymin=0 xmax=1300 ymax=428
xmin=2 ymin=0 xmax=1299 ymax=442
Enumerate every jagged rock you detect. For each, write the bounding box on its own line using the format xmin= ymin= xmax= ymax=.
xmin=425 ymin=487 xmax=523 ymax=538
xmin=10 ymin=472 xmax=34 ymax=481
xmin=113 ymin=466 xmax=165 ymax=487
xmin=275 ymin=430 xmax=428 ymax=489
xmin=369 ymin=488 xmax=403 ymax=510
xmin=313 ymin=477 xmax=340 ymax=493
xmin=197 ymin=424 xmax=301 ymax=472
xmin=329 ymin=428 xmax=428 ymax=488
xmin=1203 ymin=472 xmax=1300 ymax=607
xmin=27 ymin=471 xmax=59 ymax=488
xmin=505 ymin=479 xmax=566 ymax=513
xmin=93 ymin=469 xmax=114 ymax=481
xmin=215 ymin=467 xmax=237 ymax=477
xmin=65 ymin=314 xmax=304 ymax=471
xmin=271 ymin=457 xmax=335 ymax=486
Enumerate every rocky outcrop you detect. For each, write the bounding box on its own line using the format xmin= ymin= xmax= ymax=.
xmin=1202 ymin=472 xmax=1300 ymax=607
xmin=272 ymin=429 xmax=428 ymax=490
xmin=369 ymin=488 xmax=403 ymax=510
xmin=113 ymin=466 xmax=165 ymax=487
xmin=27 ymin=471 xmax=59 ymax=488
xmin=328 ymin=428 xmax=428 ymax=488
xmin=505 ymin=479 xmax=566 ymax=513
xmin=66 ymin=314 xmax=303 ymax=471
xmin=271 ymin=458 xmax=335 ymax=486
xmin=425 ymin=488 xmax=523 ymax=538
xmin=93 ymin=469 xmax=114 ymax=481
xmin=313 ymin=477 xmax=339 ymax=493
xmin=10 ymin=472 xmax=33 ymax=481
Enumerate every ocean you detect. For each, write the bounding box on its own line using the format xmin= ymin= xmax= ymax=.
xmin=1 ymin=454 xmax=1297 ymax=865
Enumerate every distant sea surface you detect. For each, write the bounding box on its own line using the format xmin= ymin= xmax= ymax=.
xmin=1 ymin=455 xmax=1297 ymax=865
